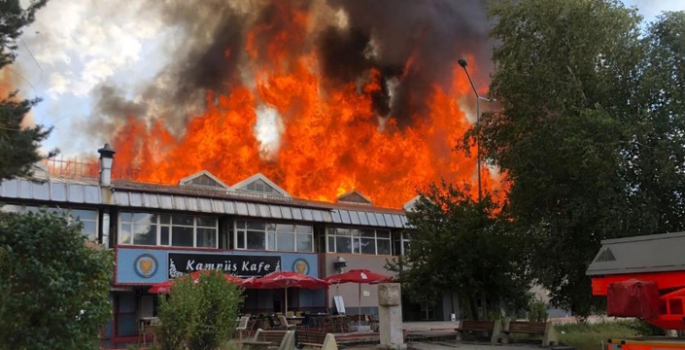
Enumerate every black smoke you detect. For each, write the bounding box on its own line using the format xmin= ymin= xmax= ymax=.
xmin=87 ymin=0 xmax=492 ymax=137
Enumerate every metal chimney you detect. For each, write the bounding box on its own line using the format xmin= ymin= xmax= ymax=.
xmin=97 ymin=143 xmax=116 ymax=187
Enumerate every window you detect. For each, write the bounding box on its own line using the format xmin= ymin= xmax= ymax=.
xmin=1 ymin=204 xmax=98 ymax=242
xmin=234 ymin=220 xmax=313 ymax=252
xmin=118 ymin=212 xmax=218 ymax=248
xmin=393 ymin=231 xmax=412 ymax=256
xmin=326 ymin=227 xmax=392 ymax=255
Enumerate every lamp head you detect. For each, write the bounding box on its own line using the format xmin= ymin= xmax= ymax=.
xmin=457 ymin=58 xmax=468 ymax=68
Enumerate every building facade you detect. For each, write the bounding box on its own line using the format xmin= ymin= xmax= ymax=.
xmin=0 ymin=146 xmax=461 ymax=343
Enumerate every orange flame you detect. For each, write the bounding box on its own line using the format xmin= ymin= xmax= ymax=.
xmin=108 ymin=5 xmax=502 ymax=209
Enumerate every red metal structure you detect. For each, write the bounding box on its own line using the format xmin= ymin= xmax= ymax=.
xmin=588 ymin=232 xmax=685 ymax=349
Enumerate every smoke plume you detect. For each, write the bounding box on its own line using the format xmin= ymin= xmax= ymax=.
xmin=85 ymin=0 xmax=491 ymax=139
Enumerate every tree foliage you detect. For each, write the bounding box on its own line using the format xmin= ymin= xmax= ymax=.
xmin=479 ymin=0 xmax=685 ymax=317
xmin=0 ymin=0 xmax=55 ymax=182
xmin=0 ymin=211 xmax=113 ymax=350
xmin=387 ymin=182 xmax=530 ymax=320
xmin=156 ymin=271 xmax=244 ymax=350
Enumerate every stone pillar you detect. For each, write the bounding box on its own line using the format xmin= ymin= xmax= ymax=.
xmin=377 ymin=283 xmax=406 ymax=350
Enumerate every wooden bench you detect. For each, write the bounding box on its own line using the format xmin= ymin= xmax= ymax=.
xmin=297 ymin=331 xmax=339 ymax=349
xmin=243 ymin=329 xmax=294 ymax=350
xmin=455 ymin=320 xmax=503 ymax=344
xmin=502 ymin=321 xmax=557 ymax=346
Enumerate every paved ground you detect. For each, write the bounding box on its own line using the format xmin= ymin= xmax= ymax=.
xmin=408 ymin=341 xmax=544 ymax=350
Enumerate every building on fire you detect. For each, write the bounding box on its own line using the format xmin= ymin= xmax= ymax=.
xmin=0 ymin=144 xmax=462 ymax=343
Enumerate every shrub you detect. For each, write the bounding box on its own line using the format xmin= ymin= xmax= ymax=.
xmin=626 ymin=319 xmax=665 ymax=336
xmin=157 ymin=271 xmax=244 ymax=350
xmin=528 ymin=297 xmax=548 ymax=322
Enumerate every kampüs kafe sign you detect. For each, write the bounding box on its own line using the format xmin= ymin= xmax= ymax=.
xmin=168 ymin=253 xmax=281 ymax=278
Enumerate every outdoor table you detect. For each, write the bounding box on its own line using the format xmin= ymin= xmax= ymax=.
xmin=241 ymin=340 xmax=275 ymax=350
xmin=327 ymin=315 xmax=346 ymax=333
xmin=286 ymin=316 xmax=304 ymax=325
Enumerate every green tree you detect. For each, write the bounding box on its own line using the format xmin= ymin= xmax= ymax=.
xmin=387 ymin=182 xmax=530 ymax=320
xmin=157 ymin=271 xmax=244 ymax=350
xmin=0 ymin=0 xmax=56 ymax=181
xmin=624 ymin=12 xmax=685 ymax=235
xmin=0 ymin=211 xmax=113 ymax=350
xmin=480 ymin=0 xmax=685 ymax=317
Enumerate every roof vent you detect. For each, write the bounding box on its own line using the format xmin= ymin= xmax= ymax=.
xmin=337 ymin=190 xmax=372 ymax=206
xmin=595 ymin=248 xmax=616 ymax=262
xmin=229 ymin=173 xmax=291 ymax=198
xmin=179 ymin=171 xmax=229 ymax=190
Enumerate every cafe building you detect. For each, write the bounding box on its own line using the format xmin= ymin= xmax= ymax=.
xmin=0 ymin=145 xmax=461 ymax=343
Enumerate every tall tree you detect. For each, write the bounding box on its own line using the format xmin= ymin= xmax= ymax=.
xmin=387 ymin=182 xmax=530 ymax=320
xmin=480 ymin=0 xmax=685 ymax=317
xmin=624 ymin=12 xmax=685 ymax=235
xmin=0 ymin=0 xmax=54 ymax=182
xmin=0 ymin=211 xmax=113 ymax=350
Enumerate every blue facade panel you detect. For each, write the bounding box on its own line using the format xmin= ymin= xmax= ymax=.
xmin=116 ymin=247 xmax=320 ymax=285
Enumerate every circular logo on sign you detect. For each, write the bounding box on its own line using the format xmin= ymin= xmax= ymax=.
xmin=134 ymin=254 xmax=158 ymax=278
xmin=292 ymin=258 xmax=309 ymax=275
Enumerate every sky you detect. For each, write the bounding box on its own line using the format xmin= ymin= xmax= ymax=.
xmin=9 ymin=0 xmax=685 ymax=158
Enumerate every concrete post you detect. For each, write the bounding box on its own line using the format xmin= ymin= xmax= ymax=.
xmin=377 ymin=283 xmax=406 ymax=350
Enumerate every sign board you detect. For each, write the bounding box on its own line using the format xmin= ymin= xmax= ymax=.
xmin=168 ymin=253 xmax=281 ymax=278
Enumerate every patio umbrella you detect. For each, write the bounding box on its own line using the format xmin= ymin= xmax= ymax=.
xmin=248 ymin=272 xmax=329 ymax=314
xmin=149 ymin=270 xmax=244 ymax=294
xmin=324 ymin=269 xmax=390 ymax=322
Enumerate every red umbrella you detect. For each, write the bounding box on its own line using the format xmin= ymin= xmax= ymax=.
xmin=249 ymin=272 xmax=329 ymax=313
xmin=324 ymin=269 xmax=389 ymax=284
xmin=149 ymin=270 xmax=244 ymax=294
xmin=324 ymin=269 xmax=390 ymax=322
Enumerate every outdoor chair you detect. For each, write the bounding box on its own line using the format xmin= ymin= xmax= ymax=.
xmin=235 ymin=315 xmax=250 ymax=340
xmin=278 ymin=315 xmax=296 ymax=330
xmin=268 ymin=315 xmax=277 ymax=330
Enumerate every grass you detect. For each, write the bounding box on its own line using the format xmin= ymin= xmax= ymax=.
xmin=555 ymin=321 xmax=640 ymax=350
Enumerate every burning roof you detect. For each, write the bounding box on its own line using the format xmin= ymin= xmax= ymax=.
xmin=85 ymin=0 xmax=502 ymax=209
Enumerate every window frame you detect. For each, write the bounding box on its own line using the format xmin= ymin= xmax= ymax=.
xmin=326 ymin=226 xmax=393 ymax=256
xmin=234 ymin=219 xmax=313 ymax=253
xmin=117 ymin=212 xmax=218 ymax=249
xmin=1 ymin=203 xmax=99 ymax=242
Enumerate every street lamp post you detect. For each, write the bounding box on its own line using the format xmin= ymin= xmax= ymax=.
xmin=457 ymin=58 xmax=493 ymax=202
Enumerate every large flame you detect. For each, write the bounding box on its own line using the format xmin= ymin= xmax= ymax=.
xmin=108 ymin=3 xmax=501 ymax=209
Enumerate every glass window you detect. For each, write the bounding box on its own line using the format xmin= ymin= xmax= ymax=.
xmin=248 ymin=221 xmax=265 ymax=230
xmin=71 ymin=209 xmax=97 ymax=221
xmin=247 ymin=231 xmax=265 ymax=250
xmin=327 ymin=227 xmax=398 ymax=255
xmin=335 ymin=236 xmax=352 ymax=253
xmin=267 ymin=231 xmax=276 ymax=251
xmin=172 ymin=226 xmax=194 ymax=247
xmin=361 ymin=229 xmax=375 ymax=238
xmin=120 ymin=212 xmax=133 ymax=222
xmin=377 ymin=230 xmax=391 ymax=239
xmin=119 ymin=224 xmax=132 ymax=244
xmin=197 ymin=228 xmax=216 ymax=248
xmin=172 ymin=215 xmax=194 ymax=226
xmin=297 ymin=233 xmax=313 ymax=252
xmin=296 ymin=225 xmax=312 ymax=234
xmin=160 ymin=226 xmax=170 ymax=246
xmin=197 ymin=216 xmax=217 ymax=227
xmin=236 ymin=230 xmax=245 ymax=249
xmin=134 ymin=224 xmax=157 ymax=245
xmin=277 ymin=231 xmax=295 ymax=251
xmin=377 ymin=239 xmax=391 ymax=255
xmin=0 ymin=204 xmax=21 ymax=213
xmin=327 ymin=236 xmax=335 ymax=253
xmin=160 ymin=214 xmax=171 ymax=225
xmin=361 ymin=237 xmax=376 ymax=255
